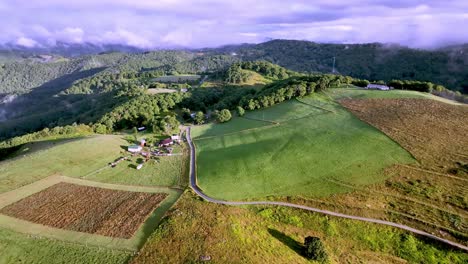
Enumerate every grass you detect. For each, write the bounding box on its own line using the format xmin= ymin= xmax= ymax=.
xmin=0 ymin=135 xmax=187 ymax=193
xmin=0 ymin=228 xmax=130 ymax=264
xmin=244 ymin=99 xmax=326 ymax=123
xmin=191 ymin=117 xmax=272 ymax=139
xmin=85 ymin=144 xmax=188 ymax=188
xmin=131 ymin=191 xmax=468 ymax=264
xmin=327 ymin=87 xmax=462 ymax=105
xmin=147 ymin=88 xmax=177 ymax=94
xmin=152 ymin=75 xmax=200 ymax=83
xmin=193 ymin=95 xmax=415 ymax=200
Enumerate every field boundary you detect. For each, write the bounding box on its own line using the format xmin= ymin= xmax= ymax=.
xmin=0 ymin=175 xmax=182 ymax=251
xmin=295 ymin=97 xmax=337 ymax=113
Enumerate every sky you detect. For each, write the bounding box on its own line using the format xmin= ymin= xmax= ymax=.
xmin=1 ymin=0 xmax=467 ymax=49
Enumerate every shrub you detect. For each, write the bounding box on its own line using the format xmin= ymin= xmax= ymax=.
xmin=303 ymin=236 xmax=328 ymax=263
xmin=217 ymin=109 xmax=232 ymax=123
xmin=195 ymin=111 xmax=205 ymax=125
xmin=237 ymin=106 xmax=245 ymax=117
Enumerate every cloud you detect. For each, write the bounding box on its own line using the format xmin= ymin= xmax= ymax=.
xmin=15 ymin=37 xmax=38 ymax=47
xmin=56 ymin=27 xmax=84 ymax=43
xmin=100 ymin=29 xmax=152 ymax=48
xmin=1 ymin=0 xmax=467 ymax=48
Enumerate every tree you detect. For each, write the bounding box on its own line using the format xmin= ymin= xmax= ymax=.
xmin=194 ymin=111 xmax=205 ymax=125
xmin=152 ymin=122 xmax=160 ymax=134
xmin=237 ymin=106 xmax=245 ymax=117
xmin=93 ymin=124 xmax=107 ymax=134
xmin=132 ymin=127 xmax=138 ymax=142
xmin=303 ymin=236 xmax=328 ymax=263
xmin=160 ymin=115 xmax=180 ymax=135
xmin=217 ymin=109 xmax=232 ymax=123
xmin=182 ymin=108 xmax=191 ymax=120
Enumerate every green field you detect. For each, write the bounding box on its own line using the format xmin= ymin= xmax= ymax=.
xmin=0 ymin=228 xmax=130 ymax=264
xmin=191 ymin=118 xmax=272 ymax=139
xmin=326 ymin=87 xmax=461 ymax=104
xmin=245 ymin=99 xmax=326 ymax=123
xmin=0 ymin=135 xmax=186 ymax=193
xmin=153 ymin=75 xmax=200 ymax=83
xmin=193 ymin=94 xmax=416 ymax=200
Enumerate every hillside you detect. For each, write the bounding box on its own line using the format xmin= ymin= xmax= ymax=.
xmin=210 ymin=40 xmax=468 ymax=93
xmin=1 ymin=40 xmax=468 ymax=96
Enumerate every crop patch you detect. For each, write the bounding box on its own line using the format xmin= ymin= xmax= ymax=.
xmin=0 ymin=182 xmax=167 ymax=239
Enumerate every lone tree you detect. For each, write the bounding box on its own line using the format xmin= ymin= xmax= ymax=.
xmin=194 ymin=111 xmax=205 ymax=125
xmin=217 ymin=109 xmax=232 ymax=123
xmin=303 ymin=236 xmax=328 ymax=263
xmin=237 ymin=106 xmax=245 ymax=117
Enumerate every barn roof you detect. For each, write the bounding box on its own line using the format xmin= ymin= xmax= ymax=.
xmin=160 ymin=138 xmax=173 ymax=144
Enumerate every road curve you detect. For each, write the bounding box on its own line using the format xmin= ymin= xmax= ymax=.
xmin=185 ymin=127 xmax=468 ymax=252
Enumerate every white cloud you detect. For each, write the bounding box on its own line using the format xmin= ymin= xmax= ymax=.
xmin=239 ymin=32 xmax=258 ymax=37
xmin=15 ymin=37 xmax=38 ymax=47
xmin=0 ymin=0 xmax=467 ymax=48
xmin=56 ymin=27 xmax=84 ymax=43
xmin=101 ymin=29 xmax=152 ymax=48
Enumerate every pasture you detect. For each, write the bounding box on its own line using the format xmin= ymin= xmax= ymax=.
xmin=327 ymin=87 xmax=461 ymax=104
xmin=0 ymin=135 xmax=187 ymax=192
xmin=147 ymin=88 xmax=177 ymax=94
xmin=193 ymin=96 xmax=415 ymax=200
xmin=152 ymin=75 xmax=200 ymax=83
xmin=132 ymin=191 xmax=468 ymax=264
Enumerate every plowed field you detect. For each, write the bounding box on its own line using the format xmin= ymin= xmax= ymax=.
xmin=0 ymin=182 xmax=167 ymax=239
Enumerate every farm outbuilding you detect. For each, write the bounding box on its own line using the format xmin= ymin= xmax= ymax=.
xmin=159 ymin=138 xmax=173 ymax=147
xmin=171 ymin=135 xmax=180 ymax=143
xmin=128 ymin=145 xmax=142 ymax=153
xmin=366 ymin=84 xmax=390 ymax=90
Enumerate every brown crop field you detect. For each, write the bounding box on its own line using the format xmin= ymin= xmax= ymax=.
xmin=340 ymin=98 xmax=468 ymax=175
xmin=0 ymin=182 xmax=167 ymax=239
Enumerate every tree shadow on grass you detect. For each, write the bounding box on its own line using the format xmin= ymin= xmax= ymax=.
xmin=128 ymin=164 xmax=137 ymax=169
xmin=120 ymin=145 xmax=129 ymax=151
xmin=268 ymin=228 xmax=306 ymax=258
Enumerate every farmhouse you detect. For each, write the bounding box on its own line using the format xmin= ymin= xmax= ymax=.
xmin=159 ymin=138 xmax=174 ymax=147
xmin=366 ymin=84 xmax=390 ymax=90
xmin=128 ymin=145 xmax=142 ymax=153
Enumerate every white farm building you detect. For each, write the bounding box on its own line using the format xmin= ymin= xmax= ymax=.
xmin=366 ymin=84 xmax=390 ymax=90
xmin=128 ymin=145 xmax=142 ymax=153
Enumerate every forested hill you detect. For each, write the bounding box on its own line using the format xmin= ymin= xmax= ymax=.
xmin=206 ymin=40 xmax=468 ymax=93
xmin=1 ymin=40 xmax=467 ymax=94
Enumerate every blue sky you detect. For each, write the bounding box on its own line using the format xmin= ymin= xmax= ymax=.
xmin=1 ymin=0 xmax=467 ymax=48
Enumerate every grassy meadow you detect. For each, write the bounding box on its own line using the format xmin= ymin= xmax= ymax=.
xmin=326 ymin=87 xmax=462 ymax=104
xmin=193 ymin=96 xmax=416 ymax=200
xmin=0 ymin=135 xmax=187 ymax=193
xmin=132 ymin=191 xmax=468 ymax=264
xmin=0 ymin=228 xmax=130 ymax=264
